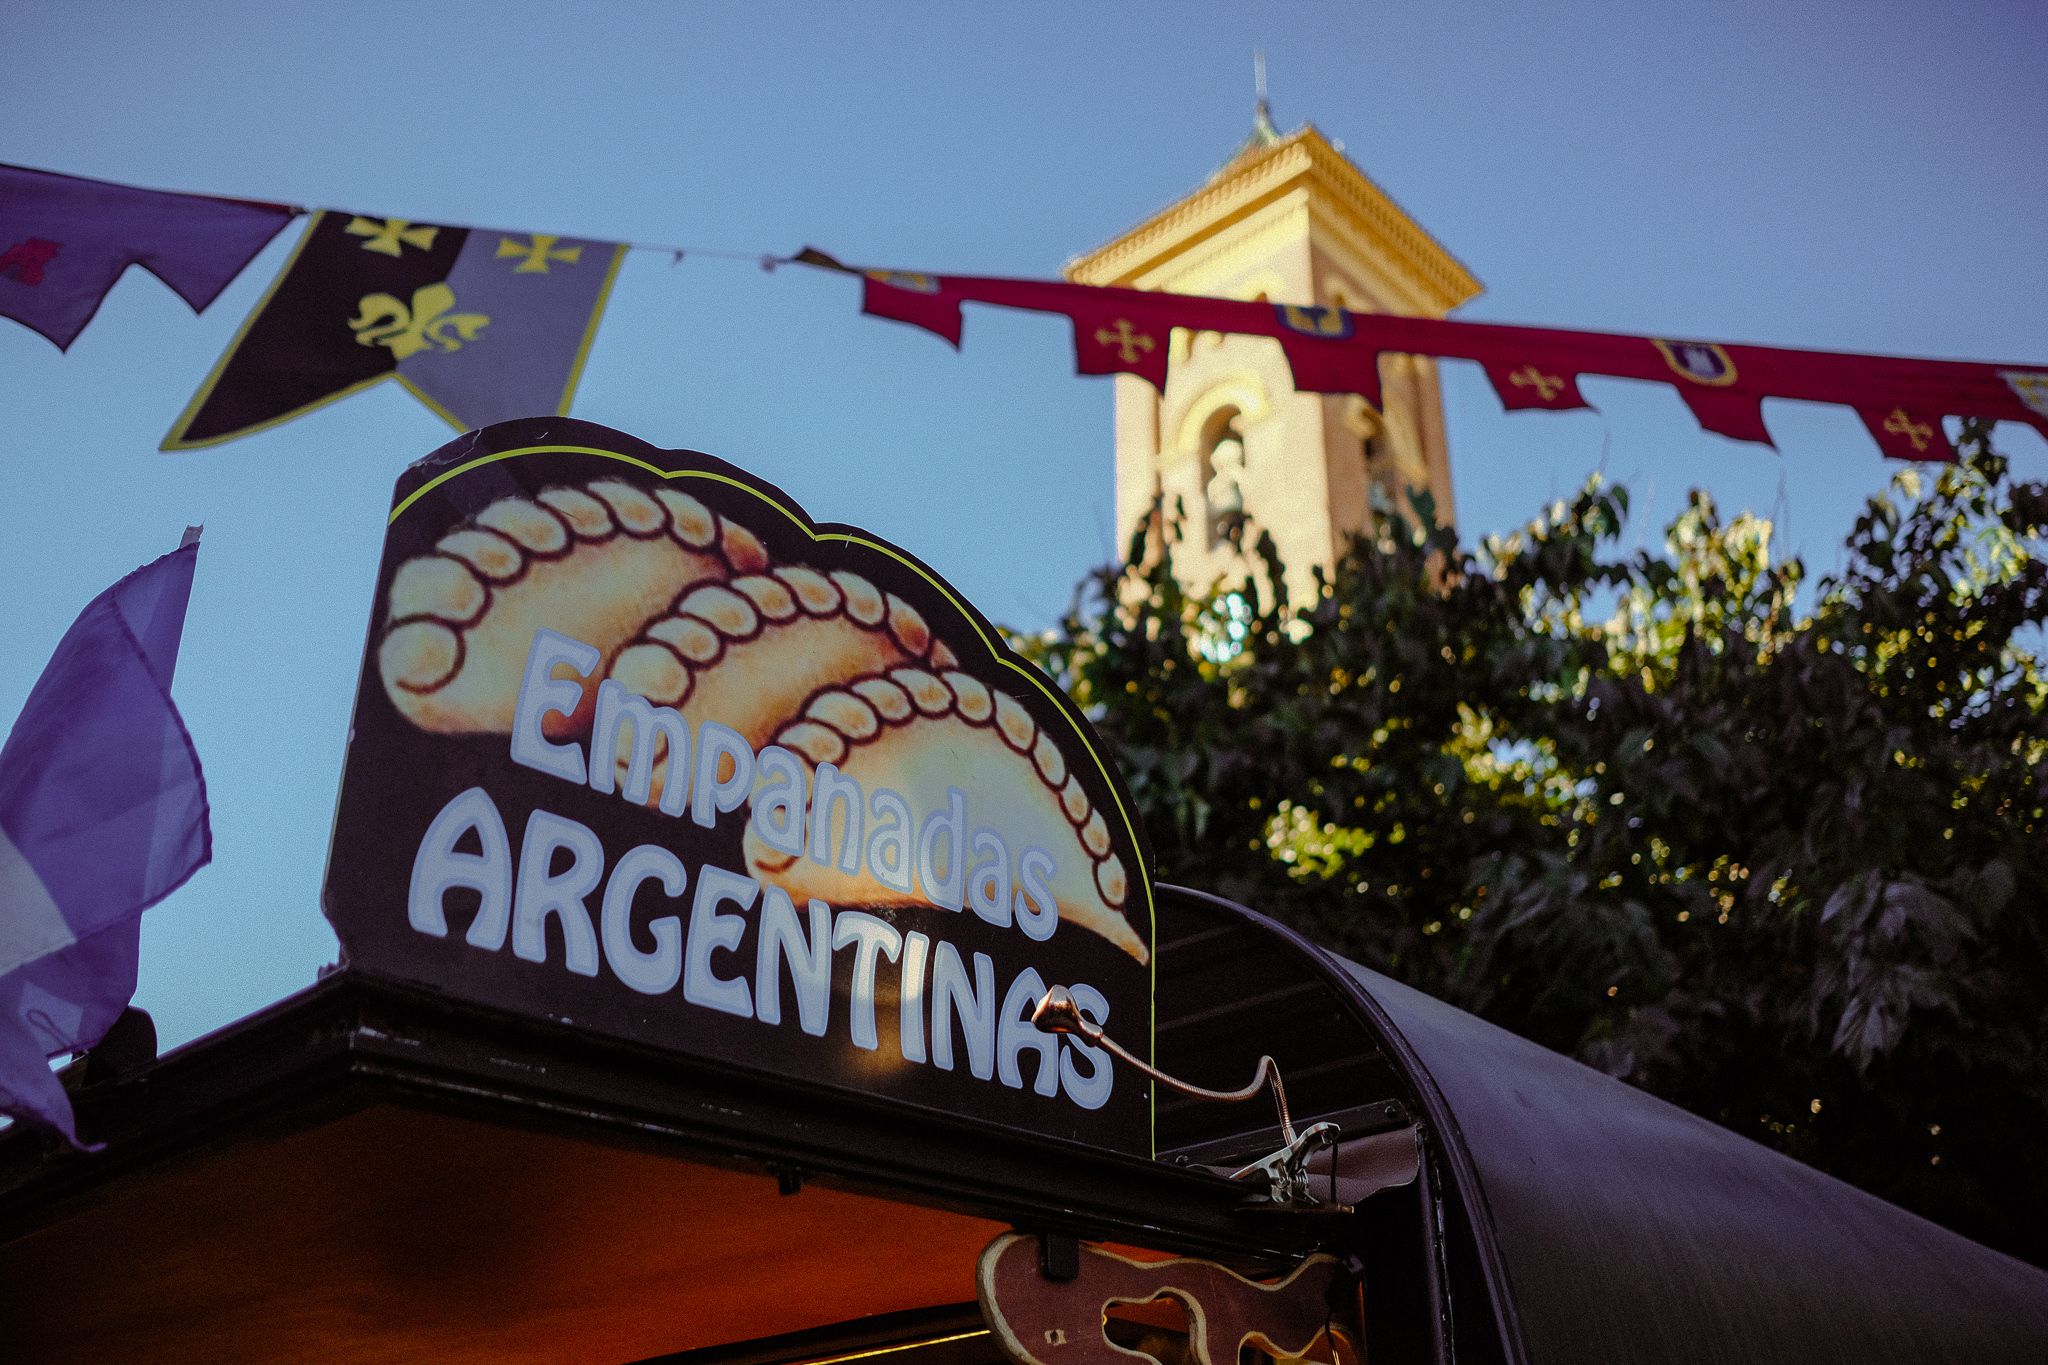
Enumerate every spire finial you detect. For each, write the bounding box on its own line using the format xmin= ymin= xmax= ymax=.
xmin=1251 ymin=50 xmax=1278 ymax=141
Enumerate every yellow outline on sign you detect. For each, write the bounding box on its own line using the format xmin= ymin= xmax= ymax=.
xmin=391 ymin=441 xmax=1164 ymax=1155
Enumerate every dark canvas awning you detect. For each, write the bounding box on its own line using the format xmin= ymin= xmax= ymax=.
xmin=1329 ymin=956 xmax=2048 ymax=1365
xmin=1155 ymin=885 xmax=2048 ymax=1365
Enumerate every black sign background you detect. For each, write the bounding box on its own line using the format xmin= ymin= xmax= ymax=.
xmin=322 ymin=419 xmax=1156 ymax=1155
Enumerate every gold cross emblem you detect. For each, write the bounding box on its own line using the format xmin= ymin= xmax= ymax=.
xmin=344 ymin=217 xmax=439 ymax=257
xmin=1510 ymin=366 xmax=1565 ymax=402
xmin=1094 ymin=318 xmax=1155 ymax=365
xmin=348 ymin=283 xmax=490 ymax=361
xmin=496 ymin=234 xmax=584 ymax=274
xmin=1883 ymin=408 xmax=1934 ymax=453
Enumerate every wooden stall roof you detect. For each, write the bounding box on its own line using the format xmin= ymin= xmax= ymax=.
xmin=0 ymin=969 xmax=1332 ymax=1365
xmin=5 ymin=1104 xmax=1005 ymax=1365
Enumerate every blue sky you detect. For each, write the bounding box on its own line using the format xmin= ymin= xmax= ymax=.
xmin=5 ymin=1 xmax=2045 ymax=1049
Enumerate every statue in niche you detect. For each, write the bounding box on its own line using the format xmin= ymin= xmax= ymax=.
xmin=1205 ymin=430 xmax=1245 ymax=548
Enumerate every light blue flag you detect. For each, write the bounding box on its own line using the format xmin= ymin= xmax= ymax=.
xmin=0 ymin=531 xmax=210 ymax=1145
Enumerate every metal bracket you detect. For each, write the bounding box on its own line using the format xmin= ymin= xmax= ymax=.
xmin=1033 ymin=986 xmax=1345 ymax=1211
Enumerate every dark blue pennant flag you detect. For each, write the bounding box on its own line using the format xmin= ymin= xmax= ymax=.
xmin=162 ymin=210 xmax=628 ymax=449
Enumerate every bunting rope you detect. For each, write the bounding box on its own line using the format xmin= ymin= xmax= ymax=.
xmin=3 ymin=161 xmax=2044 ymax=463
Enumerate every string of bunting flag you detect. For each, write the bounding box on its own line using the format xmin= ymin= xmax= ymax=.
xmin=796 ymin=251 xmax=2048 ymax=465
xmin=0 ymin=163 xmax=780 ymax=451
xmin=4 ymin=162 xmax=2045 ymax=463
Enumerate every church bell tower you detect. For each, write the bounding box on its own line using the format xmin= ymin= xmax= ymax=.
xmin=1066 ymin=103 xmax=1481 ymax=598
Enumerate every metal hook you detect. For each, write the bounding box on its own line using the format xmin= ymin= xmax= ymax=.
xmin=1033 ymin=986 xmax=1343 ymax=1209
xmin=1033 ymin=985 xmax=1298 ymax=1144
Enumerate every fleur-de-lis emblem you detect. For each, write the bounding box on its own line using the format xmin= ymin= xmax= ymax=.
xmin=348 ymin=283 xmax=490 ymax=361
xmin=0 ymin=236 xmax=61 ymax=285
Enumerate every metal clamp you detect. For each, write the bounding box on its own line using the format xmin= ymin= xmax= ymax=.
xmin=1231 ymin=1120 xmax=1345 ymax=1212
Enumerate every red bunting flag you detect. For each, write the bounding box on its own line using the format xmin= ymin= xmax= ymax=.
xmin=1481 ymin=360 xmax=1588 ymax=413
xmin=1267 ymin=303 xmax=1383 ymax=404
xmin=861 ymin=269 xmax=961 ymax=346
xmin=1859 ymin=406 xmax=1954 ymax=463
xmin=816 ymin=252 xmax=2048 ymax=465
xmin=1065 ymin=297 xmax=1173 ymax=390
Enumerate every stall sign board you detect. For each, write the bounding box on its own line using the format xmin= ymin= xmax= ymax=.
xmin=322 ymin=419 xmax=1156 ymax=1155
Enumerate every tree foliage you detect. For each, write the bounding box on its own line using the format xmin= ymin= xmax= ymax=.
xmin=1023 ymin=422 xmax=2048 ymax=1264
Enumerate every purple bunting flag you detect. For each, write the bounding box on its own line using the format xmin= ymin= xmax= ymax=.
xmin=0 ymin=164 xmax=294 ymax=351
xmin=0 ymin=534 xmax=211 ymax=1146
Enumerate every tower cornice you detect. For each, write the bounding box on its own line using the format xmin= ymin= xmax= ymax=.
xmin=1064 ymin=125 xmax=1481 ymax=318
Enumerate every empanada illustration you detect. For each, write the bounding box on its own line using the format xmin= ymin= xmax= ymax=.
xmin=742 ymin=666 xmax=1146 ymax=964
xmin=600 ymin=566 xmax=957 ymax=794
xmin=379 ymin=480 xmax=766 ymax=735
